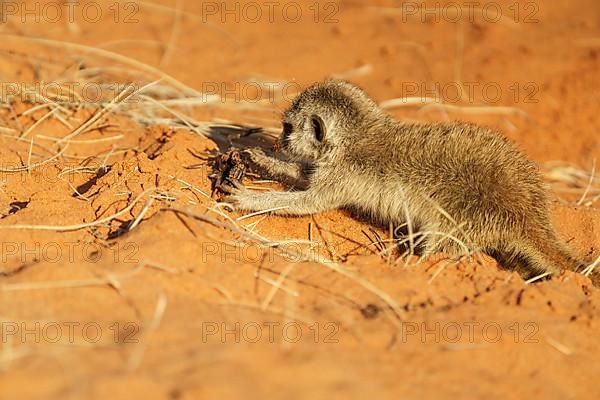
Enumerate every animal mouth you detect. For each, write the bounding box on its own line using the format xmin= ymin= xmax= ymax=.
xmin=278 ymin=122 xmax=294 ymax=150
xmin=277 ymin=132 xmax=291 ymax=153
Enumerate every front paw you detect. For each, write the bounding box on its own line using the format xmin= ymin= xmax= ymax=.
xmin=219 ymin=179 xmax=251 ymax=210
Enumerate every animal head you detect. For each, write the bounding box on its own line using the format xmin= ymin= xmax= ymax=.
xmin=278 ymin=79 xmax=383 ymax=161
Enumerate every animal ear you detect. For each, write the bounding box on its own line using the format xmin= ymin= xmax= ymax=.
xmin=310 ymin=115 xmax=325 ymax=142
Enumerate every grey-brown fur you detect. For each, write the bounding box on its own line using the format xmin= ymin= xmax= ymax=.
xmin=222 ymin=79 xmax=585 ymax=279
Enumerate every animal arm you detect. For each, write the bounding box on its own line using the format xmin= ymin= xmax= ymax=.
xmin=236 ymin=187 xmax=339 ymax=216
xmin=246 ymin=149 xmax=309 ymax=189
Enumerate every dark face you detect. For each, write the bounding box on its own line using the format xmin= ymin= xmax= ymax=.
xmin=278 ymin=107 xmax=328 ymax=161
xmin=277 ymin=79 xmax=375 ymax=161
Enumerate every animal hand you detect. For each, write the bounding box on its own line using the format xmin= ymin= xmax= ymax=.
xmin=219 ymin=178 xmax=251 ymax=211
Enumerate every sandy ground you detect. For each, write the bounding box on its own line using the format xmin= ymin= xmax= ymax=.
xmin=0 ymin=0 xmax=599 ymax=398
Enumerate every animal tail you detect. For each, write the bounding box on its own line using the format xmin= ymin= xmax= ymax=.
xmin=489 ymin=232 xmax=586 ymax=281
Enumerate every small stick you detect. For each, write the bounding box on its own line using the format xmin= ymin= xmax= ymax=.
xmin=0 ymin=189 xmax=154 ymax=231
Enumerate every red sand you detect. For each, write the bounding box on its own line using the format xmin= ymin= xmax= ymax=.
xmin=1 ymin=1 xmax=599 ymax=398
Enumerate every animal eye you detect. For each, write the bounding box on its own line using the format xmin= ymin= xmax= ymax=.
xmin=282 ymin=122 xmax=293 ymax=135
xmin=311 ymin=116 xmax=325 ymax=142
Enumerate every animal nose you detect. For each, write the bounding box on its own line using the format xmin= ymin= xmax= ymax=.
xmin=271 ymin=129 xmax=288 ymax=152
xmin=279 ymin=122 xmax=293 ymax=148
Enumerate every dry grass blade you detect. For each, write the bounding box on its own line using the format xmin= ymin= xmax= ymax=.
xmin=544 ymin=162 xmax=600 ymax=205
xmin=0 ymin=126 xmax=17 ymax=134
xmin=582 ymin=255 xmax=600 ymax=276
xmin=399 ymin=191 xmax=416 ymax=257
xmin=0 ymin=82 xmax=149 ymax=173
xmin=3 ymin=34 xmax=207 ymax=98
xmin=368 ymin=227 xmax=387 ymax=252
xmin=379 ymin=97 xmax=440 ymax=109
xmin=20 ymin=108 xmax=57 ymax=138
xmin=1 ymin=265 xmax=147 ymax=292
xmin=167 ymin=207 xmax=405 ymax=325
xmin=160 ymin=0 xmax=184 ymax=68
xmin=427 ymin=258 xmax=453 ymax=284
xmin=169 ymin=175 xmax=210 ymax=199
xmin=577 ymin=159 xmax=596 ymax=206
xmin=0 ymin=142 xmax=70 ymax=173
xmin=127 ymin=293 xmax=168 ymax=371
xmin=261 ymin=263 xmax=298 ymax=310
xmin=128 ymin=198 xmax=155 ymax=231
xmin=331 ymin=64 xmax=373 ymax=79
xmin=525 ymin=271 xmax=552 ymax=284
xmin=362 ymin=230 xmax=385 ymax=253
xmin=257 ymin=275 xmax=299 ymax=297
xmin=116 ymin=0 xmax=236 ymax=43
xmin=420 ymin=103 xmax=529 ymax=118
xmin=545 ymin=337 xmax=573 ymax=355
xmin=57 ymin=81 xmax=155 ymax=145
xmin=216 ymin=301 xmax=313 ymax=325
xmin=36 ymin=134 xmax=125 ymax=144
xmin=0 ymin=189 xmax=154 ymax=231
xmin=237 ymin=206 xmax=290 ymax=221
xmin=136 ymin=94 xmax=214 ymax=133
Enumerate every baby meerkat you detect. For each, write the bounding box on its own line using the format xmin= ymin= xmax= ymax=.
xmin=222 ymin=79 xmax=585 ymax=280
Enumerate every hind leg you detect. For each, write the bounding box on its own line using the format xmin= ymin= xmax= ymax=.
xmin=393 ymin=221 xmax=472 ymax=258
xmin=420 ymin=224 xmax=472 ymax=258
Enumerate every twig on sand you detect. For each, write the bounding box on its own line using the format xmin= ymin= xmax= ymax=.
xmin=0 ymin=189 xmax=154 ymax=232
xmin=127 ymin=293 xmax=168 ymax=371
